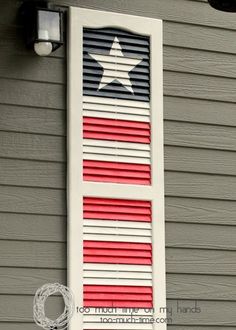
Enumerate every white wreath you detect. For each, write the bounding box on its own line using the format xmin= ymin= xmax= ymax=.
xmin=33 ymin=283 xmax=74 ymax=330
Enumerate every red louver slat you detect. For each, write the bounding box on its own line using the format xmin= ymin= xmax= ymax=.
xmin=83 ymin=197 xmax=152 ymax=222
xmin=83 ymin=160 xmax=151 ymax=185
xmin=84 ymin=256 xmax=151 ymax=264
xmin=83 ymin=117 xmax=150 ymax=143
xmin=84 ymin=241 xmax=152 ymax=265
xmin=84 ymin=241 xmax=152 ymax=250
xmin=84 ymin=293 xmax=152 ymax=301
xmin=84 ymin=248 xmax=151 ymax=258
xmin=84 ymin=160 xmax=150 ymax=172
xmin=84 ymin=300 xmax=153 ymax=308
xmin=84 ymin=284 xmax=153 ymax=307
xmin=84 ymin=197 xmax=151 ymax=207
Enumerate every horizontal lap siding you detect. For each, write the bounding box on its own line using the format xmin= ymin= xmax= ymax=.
xmin=0 ymin=0 xmax=236 ymax=329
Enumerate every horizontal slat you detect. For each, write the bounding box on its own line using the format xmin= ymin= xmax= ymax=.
xmin=84 ymin=175 xmax=150 ymax=185
xmin=166 ymin=222 xmax=236 ymax=251
xmin=83 ymin=139 xmax=150 ymax=150
xmin=0 ymin=185 xmax=65 ymax=215
xmin=165 ymin=171 xmax=236 ymax=201
xmin=84 ymin=219 xmax=151 ymax=229
xmin=167 ymin=273 xmax=236 ymax=301
xmin=0 ymin=104 xmax=65 ymax=135
xmin=0 ymin=54 xmax=65 ymax=83
xmin=84 ymin=133 xmax=150 ymax=144
xmin=83 ymin=263 xmax=152 ymax=271
xmin=83 ymin=109 xmax=150 ymax=122
xmin=84 ymin=292 xmax=152 ymax=301
xmin=164 ymin=20 xmax=236 ymax=54
xmin=85 ymin=53 xmax=147 ymax=66
xmin=83 ymin=145 xmax=150 ymax=158
xmin=164 ymin=46 xmax=236 ymax=79
xmin=0 ymin=131 xmax=65 ymax=162
xmin=164 ymin=96 xmax=236 ymax=127
xmin=165 ymin=121 xmax=236 ymax=152
xmin=165 ymin=146 xmax=236 ymax=176
xmin=90 ymin=278 xmax=152 ymax=286
xmin=84 ymin=198 xmax=151 ymax=207
xmin=0 ymin=158 xmax=65 ymax=189
xmin=167 ymin=248 xmax=236 ymax=275
xmin=83 ymin=225 xmax=151 ymax=237
xmin=164 ymin=71 xmax=236 ymax=103
xmin=0 ymin=267 xmax=65 ymax=295
xmin=0 ymin=213 xmax=66 ymax=241
xmin=84 ymin=270 xmax=152 ymax=280
xmin=83 ymin=234 xmax=151 ymax=243
xmin=83 ymin=153 xmax=151 ymax=165
xmin=0 ymin=240 xmax=66 ymax=269
xmin=0 ymin=78 xmax=65 ymax=109
xmin=84 ymin=300 xmax=152 ymax=308
xmin=166 ymin=197 xmax=236 ymax=226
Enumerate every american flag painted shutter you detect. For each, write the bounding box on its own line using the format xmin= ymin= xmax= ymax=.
xmin=68 ymin=7 xmax=166 ymax=330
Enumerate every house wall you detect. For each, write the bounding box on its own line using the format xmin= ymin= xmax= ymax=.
xmin=0 ymin=0 xmax=236 ymax=328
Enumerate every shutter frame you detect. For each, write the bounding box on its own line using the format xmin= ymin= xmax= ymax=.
xmin=68 ymin=7 xmax=165 ymax=330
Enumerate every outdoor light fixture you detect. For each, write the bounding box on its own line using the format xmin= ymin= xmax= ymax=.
xmin=19 ymin=1 xmax=64 ymax=56
xmin=208 ymin=0 xmax=236 ymax=12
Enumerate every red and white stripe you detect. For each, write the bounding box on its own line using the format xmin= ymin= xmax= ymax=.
xmin=83 ymin=96 xmax=151 ymax=185
xmin=83 ymin=197 xmax=153 ymax=309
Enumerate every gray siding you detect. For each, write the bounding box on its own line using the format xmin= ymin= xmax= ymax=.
xmin=0 ymin=0 xmax=236 ymax=328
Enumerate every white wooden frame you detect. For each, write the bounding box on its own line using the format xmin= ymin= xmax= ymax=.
xmin=67 ymin=7 xmax=165 ymax=330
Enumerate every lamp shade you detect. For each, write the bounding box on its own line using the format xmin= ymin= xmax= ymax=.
xmin=208 ymin=0 xmax=236 ymax=12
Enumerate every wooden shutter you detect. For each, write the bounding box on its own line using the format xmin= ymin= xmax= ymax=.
xmin=68 ymin=7 xmax=165 ymax=330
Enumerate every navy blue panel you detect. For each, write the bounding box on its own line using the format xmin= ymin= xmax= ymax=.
xmin=83 ymin=28 xmax=150 ymax=101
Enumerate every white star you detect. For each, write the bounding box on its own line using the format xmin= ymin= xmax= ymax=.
xmin=89 ymin=37 xmax=143 ymax=94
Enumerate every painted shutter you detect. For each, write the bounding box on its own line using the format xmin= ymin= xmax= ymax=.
xmin=68 ymin=7 xmax=166 ymax=330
